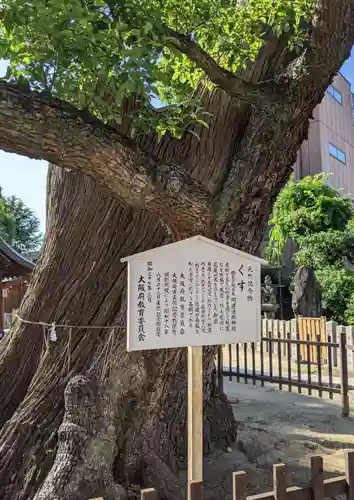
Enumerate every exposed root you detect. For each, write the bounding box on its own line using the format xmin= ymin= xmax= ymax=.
xmin=34 ymin=375 xmax=126 ymax=500
xmin=142 ymin=451 xmax=185 ymax=500
xmin=209 ymin=383 xmax=237 ymax=449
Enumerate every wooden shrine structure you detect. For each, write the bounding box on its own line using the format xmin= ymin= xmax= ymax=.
xmin=0 ymin=236 xmax=34 ymax=329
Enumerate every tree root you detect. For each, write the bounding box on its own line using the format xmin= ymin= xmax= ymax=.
xmin=209 ymin=383 xmax=237 ymax=448
xmin=141 ymin=448 xmax=226 ymax=500
xmin=34 ymin=375 xmax=126 ymax=500
xmin=142 ymin=450 xmax=185 ymax=500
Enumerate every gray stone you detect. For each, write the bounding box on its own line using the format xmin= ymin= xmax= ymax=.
xmin=261 ymin=275 xmax=279 ymax=319
xmin=292 ymin=266 xmax=322 ymax=317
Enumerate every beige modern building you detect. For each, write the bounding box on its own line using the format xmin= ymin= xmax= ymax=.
xmin=293 ymin=73 xmax=354 ymax=195
xmin=259 ymin=74 xmax=354 ymax=305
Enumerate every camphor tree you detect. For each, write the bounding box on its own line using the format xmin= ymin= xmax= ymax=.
xmin=0 ymin=1 xmax=353 ymax=499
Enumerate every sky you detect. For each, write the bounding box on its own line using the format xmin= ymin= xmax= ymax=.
xmin=1 ymin=52 xmax=354 ymax=233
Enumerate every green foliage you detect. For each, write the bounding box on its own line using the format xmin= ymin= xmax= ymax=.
xmin=344 ymin=293 xmax=354 ymax=325
xmin=316 ymin=267 xmax=354 ymax=323
xmin=131 ymin=99 xmax=212 ymax=140
xmin=266 ymin=174 xmax=354 ymax=323
xmin=0 ymin=194 xmax=42 ymax=256
xmin=0 ymin=0 xmax=313 ymax=136
xmin=267 ymin=173 xmax=354 ymax=263
xmin=0 ymin=199 xmax=16 ymax=243
xmin=294 ymin=230 xmax=354 ymax=269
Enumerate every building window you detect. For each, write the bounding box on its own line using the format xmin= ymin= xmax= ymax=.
xmin=327 ymin=85 xmax=343 ymax=104
xmin=329 ymin=143 xmax=346 ymax=164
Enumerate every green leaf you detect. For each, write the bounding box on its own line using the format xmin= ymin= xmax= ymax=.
xmin=0 ymin=0 xmax=314 ymax=135
xmin=193 ymin=118 xmax=209 ymax=128
xmin=144 ymin=21 xmax=154 ymax=33
xmin=265 ymin=173 xmax=354 ymax=323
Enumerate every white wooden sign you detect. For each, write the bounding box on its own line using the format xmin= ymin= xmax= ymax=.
xmin=121 ymin=236 xmax=264 ymax=351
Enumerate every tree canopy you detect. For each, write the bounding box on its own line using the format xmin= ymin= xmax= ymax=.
xmin=0 ymin=0 xmax=352 ymax=242
xmin=0 ymin=192 xmax=42 ymax=255
xmin=1 ymin=0 xmax=313 ymax=135
xmin=267 ymin=174 xmax=354 ymax=323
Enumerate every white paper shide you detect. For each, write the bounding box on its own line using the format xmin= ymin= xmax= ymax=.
xmin=121 ymin=236 xmax=263 ymax=351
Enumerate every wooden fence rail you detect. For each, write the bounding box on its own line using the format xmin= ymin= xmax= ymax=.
xmin=217 ymin=318 xmax=354 ymax=416
xmin=218 ymin=334 xmax=351 ymax=412
xmin=260 ymin=317 xmax=354 ymax=370
xmin=136 ymin=451 xmax=354 ymax=500
xmin=91 ymin=451 xmax=354 ymax=500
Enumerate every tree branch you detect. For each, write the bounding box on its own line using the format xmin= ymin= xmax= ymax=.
xmin=101 ymin=1 xmax=274 ymax=104
xmin=0 ymin=81 xmax=214 ymax=235
xmin=166 ymin=31 xmax=264 ymax=101
xmin=214 ymin=0 xmax=354 ymax=231
xmin=276 ymin=0 xmax=354 ymax=87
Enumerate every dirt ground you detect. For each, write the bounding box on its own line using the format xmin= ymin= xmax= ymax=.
xmin=202 ymin=379 xmax=354 ymax=499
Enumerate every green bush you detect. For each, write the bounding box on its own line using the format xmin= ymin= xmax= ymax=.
xmin=345 ymin=293 xmax=354 ymax=325
xmin=266 ymin=173 xmax=354 ymax=323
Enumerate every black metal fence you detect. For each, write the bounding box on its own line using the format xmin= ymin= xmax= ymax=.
xmin=217 ymin=331 xmax=352 ymax=416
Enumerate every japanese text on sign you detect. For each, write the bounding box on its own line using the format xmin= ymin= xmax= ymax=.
xmin=123 ymin=237 xmax=262 ymax=351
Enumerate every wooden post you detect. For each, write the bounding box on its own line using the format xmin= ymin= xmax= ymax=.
xmin=232 ymin=471 xmax=247 ymax=500
xmin=311 ymin=456 xmax=324 ymax=500
xmin=345 ymin=450 xmax=354 ymax=500
xmin=273 ymin=464 xmax=287 ymax=500
xmin=141 ymin=489 xmax=158 ymax=500
xmin=188 ymin=481 xmax=203 ymax=500
xmin=348 ymin=326 xmax=354 ymax=372
xmin=320 ymin=317 xmax=327 ymax=363
xmin=339 ymin=330 xmax=350 ymax=417
xmin=188 ymin=346 xmax=203 ymax=499
xmin=327 ymin=320 xmax=338 ymax=367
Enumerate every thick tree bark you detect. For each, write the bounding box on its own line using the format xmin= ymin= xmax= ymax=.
xmin=33 ymin=375 xmax=126 ymax=500
xmin=0 ymin=165 xmax=162 ymax=427
xmin=0 ymin=3 xmax=352 ymax=240
xmin=0 ymin=82 xmax=214 ymax=236
xmin=0 ymin=167 xmax=236 ymax=500
xmin=0 ymin=2 xmax=353 ymax=498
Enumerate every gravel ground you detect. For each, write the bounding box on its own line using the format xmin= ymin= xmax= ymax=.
xmin=201 ymin=378 xmax=354 ymax=499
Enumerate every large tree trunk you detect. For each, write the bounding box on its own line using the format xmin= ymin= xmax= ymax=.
xmin=0 ymin=4 xmax=352 ymax=498
xmin=0 ymin=166 xmax=236 ymax=500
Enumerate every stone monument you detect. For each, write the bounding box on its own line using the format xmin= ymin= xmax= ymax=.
xmin=261 ymin=275 xmax=279 ymax=319
xmin=292 ymin=266 xmax=322 ymax=317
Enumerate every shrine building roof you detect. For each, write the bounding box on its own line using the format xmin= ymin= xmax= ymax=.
xmin=0 ymin=236 xmax=34 ymax=279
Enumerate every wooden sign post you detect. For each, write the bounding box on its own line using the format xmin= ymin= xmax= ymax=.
xmin=121 ymin=235 xmax=264 ymax=499
xmin=188 ymin=346 xmax=203 ymax=492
